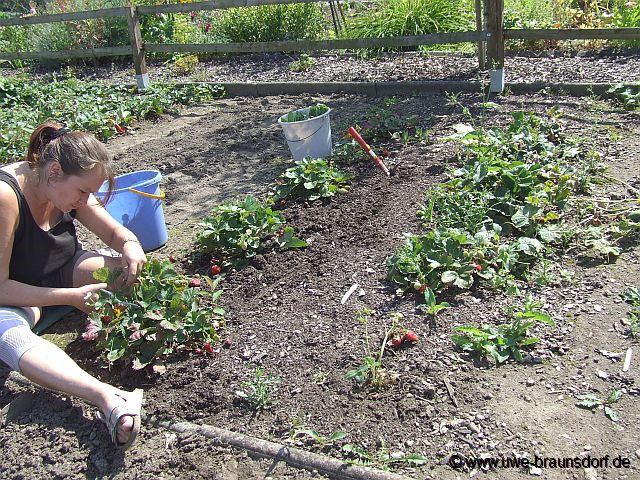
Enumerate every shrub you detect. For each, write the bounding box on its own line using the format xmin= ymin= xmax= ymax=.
xmin=171 ymin=53 xmax=199 ymax=75
xmin=612 ymin=0 xmax=640 ymax=48
xmin=342 ymin=0 xmax=473 ymax=55
xmin=215 ymin=3 xmax=327 ymax=42
xmin=28 ymin=0 xmax=129 ymax=54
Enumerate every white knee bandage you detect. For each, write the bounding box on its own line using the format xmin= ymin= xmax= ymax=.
xmin=0 ymin=307 xmax=45 ymax=373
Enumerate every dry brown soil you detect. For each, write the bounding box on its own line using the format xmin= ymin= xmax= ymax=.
xmin=1 ymin=90 xmax=639 ymax=480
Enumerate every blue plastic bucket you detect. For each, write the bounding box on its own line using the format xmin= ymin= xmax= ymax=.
xmin=97 ymin=170 xmax=168 ymax=252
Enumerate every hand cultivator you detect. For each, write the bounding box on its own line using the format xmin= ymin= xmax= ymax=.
xmin=347 ymin=127 xmax=391 ymax=176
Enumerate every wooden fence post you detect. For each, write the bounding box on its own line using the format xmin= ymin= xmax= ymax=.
xmin=485 ymin=0 xmax=504 ymax=92
xmin=475 ymin=0 xmax=486 ymax=71
xmin=126 ymin=3 xmax=149 ymax=90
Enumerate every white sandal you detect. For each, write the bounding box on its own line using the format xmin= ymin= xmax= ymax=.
xmin=96 ymin=388 xmax=144 ymax=450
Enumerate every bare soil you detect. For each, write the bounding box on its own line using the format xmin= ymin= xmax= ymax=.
xmin=1 ymin=86 xmax=640 ymax=480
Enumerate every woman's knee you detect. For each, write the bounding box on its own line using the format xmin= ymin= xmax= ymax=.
xmin=0 ymin=307 xmax=46 ymax=373
xmin=72 ymin=251 xmax=121 ymax=287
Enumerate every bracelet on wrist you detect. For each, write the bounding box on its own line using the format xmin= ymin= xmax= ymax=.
xmin=122 ymin=238 xmax=141 ymax=247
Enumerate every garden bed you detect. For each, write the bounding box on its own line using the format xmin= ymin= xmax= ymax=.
xmin=1 ymin=90 xmax=639 ymax=480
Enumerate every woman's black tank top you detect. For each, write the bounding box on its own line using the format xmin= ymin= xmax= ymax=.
xmin=0 ymin=170 xmax=77 ymax=286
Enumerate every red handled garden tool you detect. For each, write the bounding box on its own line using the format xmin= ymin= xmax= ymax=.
xmin=347 ymin=126 xmax=391 ymax=176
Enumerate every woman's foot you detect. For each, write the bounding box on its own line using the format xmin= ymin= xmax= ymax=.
xmin=97 ymin=389 xmax=143 ymax=449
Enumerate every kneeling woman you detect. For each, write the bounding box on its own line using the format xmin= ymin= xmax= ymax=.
xmin=0 ymin=121 xmax=146 ymax=449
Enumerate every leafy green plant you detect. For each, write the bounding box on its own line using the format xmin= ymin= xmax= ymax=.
xmin=85 ymin=260 xmax=224 ymax=369
xmin=342 ymin=437 xmax=427 ymax=471
xmin=418 ymin=184 xmax=491 ymax=233
xmin=290 ymin=427 xmax=347 ymax=449
xmin=280 ymin=103 xmax=329 ymax=123
xmin=389 ymin=108 xmax=616 ymax=306
xmin=622 ymin=286 xmax=640 ymax=339
xmin=236 ymin=367 xmax=281 ymax=410
xmin=576 ymin=389 xmax=623 ymax=422
xmin=288 ymin=53 xmax=315 ymax=72
xmin=452 ymin=295 xmax=555 ymax=364
xmin=356 ymin=97 xmax=425 ymax=144
xmin=0 ymin=76 xmax=224 ymax=162
xmin=346 ymin=310 xmax=404 ymax=389
xmin=171 ymin=54 xmax=199 ymax=75
xmin=417 ymin=287 xmax=450 ymax=317
xmin=196 ymin=195 xmax=307 ymax=269
xmin=386 ymin=226 xmax=492 ymax=295
xmin=272 ymin=158 xmax=352 ymax=201
xmin=608 ymin=84 xmax=640 ymax=111
xmin=216 ymin=3 xmax=326 ymax=42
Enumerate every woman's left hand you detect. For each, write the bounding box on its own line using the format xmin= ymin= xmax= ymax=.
xmin=120 ymin=239 xmax=146 ymax=286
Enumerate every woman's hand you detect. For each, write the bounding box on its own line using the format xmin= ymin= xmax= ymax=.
xmin=74 ymin=283 xmax=109 ymax=313
xmin=120 ymin=239 xmax=146 ymax=287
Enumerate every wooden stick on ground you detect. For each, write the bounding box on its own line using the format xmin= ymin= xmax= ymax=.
xmin=146 ymin=415 xmax=413 ymax=480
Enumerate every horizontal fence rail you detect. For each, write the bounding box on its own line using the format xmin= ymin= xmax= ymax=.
xmin=0 ymin=46 xmax=131 ymax=60
xmin=138 ymin=0 xmax=321 ymax=14
xmin=146 ymin=32 xmax=489 ymax=55
xmin=0 ymin=7 xmax=127 ymax=26
xmin=505 ymin=27 xmax=640 ymax=41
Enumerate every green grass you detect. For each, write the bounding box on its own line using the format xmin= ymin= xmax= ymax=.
xmin=342 ymin=0 xmax=474 ymax=55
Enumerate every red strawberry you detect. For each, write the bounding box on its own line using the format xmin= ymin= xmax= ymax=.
xmin=203 ymin=342 xmax=214 ymax=354
xmin=101 ymin=315 xmax=111 ymax=325
xmin=418 ymin=285 xmax=426 ymax=294
xmin=223 ymin=337 xmax=232 ymax=348
xmin=474 ymin=264 xmax=482 ymax=272
xmin=194 ymin=347 xmax=202 ymax=354
xmin=189 ymin=278 xmax=201 ymax=287
xmin=169 ymin=255 xmax=176 ymax=263
xmin=210 ymin=264 xmax=221 ymax=276
xmin=390 ymin=337 xmax=403 ymax=348
xmin=403 ymin=331 xmax=419 ymax=343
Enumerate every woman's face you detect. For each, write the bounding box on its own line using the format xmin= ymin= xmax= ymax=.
xmin=47 ymin=161 xmax=106 ymax=212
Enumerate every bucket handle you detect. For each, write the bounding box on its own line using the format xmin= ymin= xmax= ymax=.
xmin=128 ymin=187 xmax=165 ymax=200
xmin=283 ymin=122 xmax=327 ymax=143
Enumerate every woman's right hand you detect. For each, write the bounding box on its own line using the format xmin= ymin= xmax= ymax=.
xmin=74 ymin=283 xmax=109 ymax=313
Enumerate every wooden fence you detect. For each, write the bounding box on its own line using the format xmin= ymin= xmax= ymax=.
xmin=0 ymin=0 xmax=639 ymax=92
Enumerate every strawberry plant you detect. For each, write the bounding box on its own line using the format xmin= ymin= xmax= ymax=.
xmin=355 ymin=97 xmax=425 ymax=144
xmin=576 ymin=389 xmax=623 ymax=422
xmin=290 ymin=427 xmax=347 ymax=450
xmin=389 ymin=109 xmax=618 ymax=307
xmin=197 ymin=195 xmax=307 ymax=269
xmin=386 ymin=226 xmax=492 ymax=294
xmin=288 ymin=54 xmax=315 ymax=73
xmin=346 ymin=310 xmax=407 ymax=389
xmin=85 ymin=260 xmax=224 ymax=369
xmin=416 ymin=287 xmax=450 ymax=318
xmin=622 ymin=286 xmax=640 ymax=339
xmin=452 ymin=295 xmax=555 ymax=364
xmin=608 ymin=83 xmax=640 ymax=110
xmin=342 ymin=437 xmax=427 ymax=471
xmin=272 ymin=158 xmax=352 ymax=202
xmin=0 ymin=76 xmax=224 ymax=162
